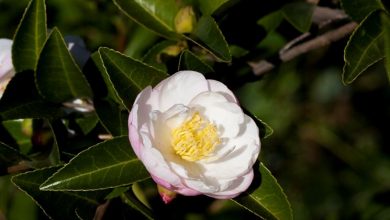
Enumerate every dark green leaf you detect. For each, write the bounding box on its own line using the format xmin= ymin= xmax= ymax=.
xmin=233 ymin=163 xmax=292 ymax=220
xmin=341 ymin=0 xmax=383 ymax=21
xmin=12 ymin=167 xmax=108 ymax=220
xmin=0 ymin=71 xmax=64 ymax=120
xmin=98 ymin=47 xmax=168 ymax=110
xmin=143 ymin=40 xmax=180 ymax=72
xmin=382 ymin=12 xmax=390 ymax=81
xmin=178 ymin=50 xmax=214 ymax=74
xmin=187 ymin=16 xmax=231 ymax=62
xmin=36 ymin=28 xmax=93 ymax=103
xmin=282 ymin=2 xmax=315 ymax=33
xmin=125 ymin=25 xmax=159 ymax=59
xmin=94 ymin=99 xmax=128 ymax=136
xmin=75 ymin=113 xmax=99 ymax=135
xmin=258 ymin=10 xmax=284 ymax=33
xmin=243 ymin=108 xmax=273 ymax=139
xmin=0 ymin=141 xmax=30 ymax=175
xmin=39 ymin=136 xmax=149 ymax=191
xmin=198 ymin=0 xmax=230 ymax=15
xmin=47 ymin=121 xmax=62 ymax=165
xmin=112 ymin=0 xmax=180 ymax=39
xmin=343 ymin=11 xmax=384 ymax=84
xmin=12 ymin=0 xmax=47 ymax=72
xmin=121 ymin=190 xmax=154 ymax=220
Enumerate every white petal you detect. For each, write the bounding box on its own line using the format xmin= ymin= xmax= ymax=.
xmin=189 ymin=92 xmax=244 ymax=137
xmin=207 ymin=79 xmax=238 ymax=103
xmin=201 ymin=116 xmax=260 ymax=179
xmin=157 ymin=71 xmax=209 ymax=112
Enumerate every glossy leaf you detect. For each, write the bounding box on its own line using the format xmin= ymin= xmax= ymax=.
xmin=198 ymin=0 xmax=230 ymax=15
xmin=188 ymin=16 xmax=232 ymax=62
xmin=12 ymin=167 xmax=108 ymax=220
xmin=382 ymin=12 xmax=390 ymax=81
xmin=40 ymin=136 xmax=149 ymax=191
xmin=341 ymin=0 xmax=383 ymax=21
xmin=98 ymin=47 xmax=168 ymax=110
xmin=12 ymin=0 xmax=47 ymax=72
xmin=343 ymin=11 xmax=384 ymax=84
xmin=178 ymin=50 xmax=214 ymax=74
xmin=36 ymin=28 xmax=93 ymax=103
xmin=0 ymin=71 xmax=64 ymax=120
xmin=112 ymin=0 xmax=180 ymax=39
xmin=143 ymin=40 xmax=181 ymax=72
xmin=233 ymin=163 xmax=292 ymax=220
xmin=282 ymin=2 xmax=315 ymax=33
xmin=94 ymin=99 xmax=128 ymax=136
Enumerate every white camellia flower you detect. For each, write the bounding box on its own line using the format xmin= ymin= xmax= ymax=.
xmin=0 ymin=38 xmax=15 ymax=98
xmin=129 ymin=71 xmax=260 ymax=203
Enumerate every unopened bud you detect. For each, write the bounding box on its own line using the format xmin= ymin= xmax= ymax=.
xmin=175 ymin=6 xmax=196 ymax=34
xmin=157 ymin=184 xmax=177 ymax=204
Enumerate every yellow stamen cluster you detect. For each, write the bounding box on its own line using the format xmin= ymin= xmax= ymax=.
xmin=171 ymin=112 xmax=220 ymax=161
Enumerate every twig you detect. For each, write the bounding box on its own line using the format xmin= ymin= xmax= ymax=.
xmin=249 ymin=21 xmax=357 ymax=76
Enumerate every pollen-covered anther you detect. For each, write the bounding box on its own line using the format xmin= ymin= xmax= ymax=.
xmin=171 ymin=112 xmax=220 ymax=161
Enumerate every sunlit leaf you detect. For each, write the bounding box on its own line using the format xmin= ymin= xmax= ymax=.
xmin=36 ymin=28 xmax=93 ymax=103
xmin=39 ymin=136 xmax=149 ymax=191
xmin=282 ymin=2 xmax=314 ymax=33
xmin=178 ymin=50 xmax=214 ymax=74
xmin=112 ymin=0 xmax=180 ymax=39
xmin=187 ymin=16 xmax=232 ymax=62
xmin=98 ymin=47 xmax=168 ymax=110
xmin=0 ymin=71 xmax=64 ymax=120
xmin=233 ymin=163 xmax=292 ymax=220
xmin=341 ymin=0 xmax=383 ymax=21
xmin=12 ymin=167 xmax=108 ymax=220
xmin=12 ymin=0 xmax=47 ymax=72
xmin=343 ymin=11 xmax=384 ymax=84
xmin=94 ymin=99 xmax=128 ymax=136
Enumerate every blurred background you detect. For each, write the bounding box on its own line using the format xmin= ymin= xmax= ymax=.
xmin=1 ymin=0 xmax=389 ymax=219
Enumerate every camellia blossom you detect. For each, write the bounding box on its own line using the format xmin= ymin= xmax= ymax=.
xmin=0 ymin=38 xmax=15 ymax=98
xmin=128 ymin=71 xmax=260 ymax=202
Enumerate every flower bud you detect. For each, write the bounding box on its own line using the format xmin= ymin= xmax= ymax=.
xmin=175 ymin=6 xmax=196 ymax=34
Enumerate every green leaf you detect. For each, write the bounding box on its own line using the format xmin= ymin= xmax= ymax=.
xmin=121 ymin=190 xmax=154 ymax=220
xmin=12 ymin=0 xmax=47 ymax=72
xmin=47 ymin=121 xmax=62 ymax=165
xmin=198 ymin=0 xmax=230 ymax=15
xmin=178 ymin=50 xmax=214 ymax=74
xmin=343 ymin=11 xmax=384 ymax=84
xmin=112 ymin=0 xmax=180 ymax=39
xmin=341 ymin=0 xmax=383 ymax=21
xmin=0 ymin=142 xmax=30 ymax=175
xmin=94 ymin=99 xmax=128 ymax=136
xmin=36 ymin=28 xmax=93 ymax=103
xmin=257 ymin=10 xmax=284 ymax=33
xmin=282 ymin=2 xmax=315 ymax=33
xmin=382 ymin=12 xmax=390 ymax=81
xmin=75 ymin=113 xmax=99 ymax=135
xmin=39 ymin=136 xmax=149 ymax=191
xmin=187 ymin=16 xmax=232 ymax=62
xmin=143 ymin=40 xmax=180 ymax=72
xmin=125 ymin=25 xmax=159 ymax=59
xmin=98 ymin=47 xmax=168 ymax=110
xmin=12 ymin=167 xmax=108 ymax=220
xmin=243 ymin=108 xmax=273 ymax=139
xmin=233 ymin=163 xmax=292 ymax=220
xmin=0 ymin=71 xmax=64 ymax=120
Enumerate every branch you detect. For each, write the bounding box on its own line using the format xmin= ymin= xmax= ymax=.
xmin=249 ymin=6 xmax=357 ymax=77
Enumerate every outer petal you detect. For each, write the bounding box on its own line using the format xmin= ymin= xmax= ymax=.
xmin=207 ymin=79 xmax=238 ymax=103
xmin=205 ymin=170 xmax=254 ymax=199
xmin=157 ymin=71 xmax=209 ymax=112
xmin=0 ymin=39 xmax=14 ymax=81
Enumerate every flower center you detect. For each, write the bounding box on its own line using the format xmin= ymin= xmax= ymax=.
xmin=171 ymin=112 xmax=220 ymax=161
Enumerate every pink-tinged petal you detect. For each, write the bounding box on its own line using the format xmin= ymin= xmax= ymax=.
xmin=157 ymin=71 xmax=209 ymax=112
xmin=157 ymin=184 xmax=177 ymax=204
xmin=205 ymin=170 xmax=254 ymax=199
xmin=0 ymin=39 xmax=14 ymax=81
xmin=207 ymin=79 xmax=238 ymax=103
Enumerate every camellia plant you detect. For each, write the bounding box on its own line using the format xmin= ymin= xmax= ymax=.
xmin=0 ymin=0 xmax=390 ymax=219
